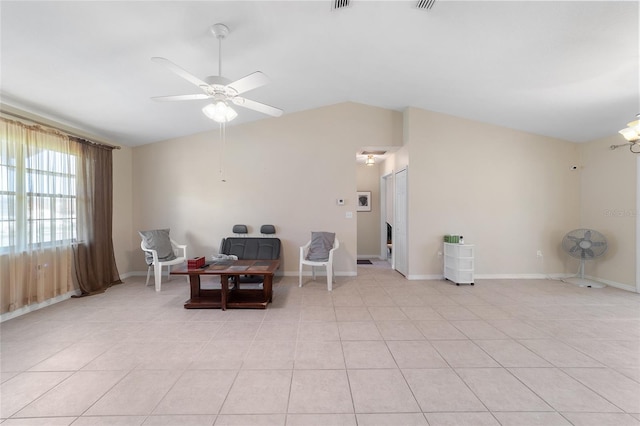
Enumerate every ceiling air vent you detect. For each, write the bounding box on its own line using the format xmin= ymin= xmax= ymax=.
xmin=361 ymin=150 xmax=387 ymax=156
xmin=332 ymin=0 xmax=351 ymax=10
xmin=416 ymin=0 xmax=436 ymax=10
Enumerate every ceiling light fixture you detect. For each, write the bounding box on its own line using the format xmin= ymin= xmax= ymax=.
xmin=612 ymin=114 xmax=640 ymax=153
xmin=202 ymin=101 xmax=238 ymax=123
xmin=619 ymin=113 xmax=640 ymax=142
xmin=365 ymin=155 xmax=375 ymax=166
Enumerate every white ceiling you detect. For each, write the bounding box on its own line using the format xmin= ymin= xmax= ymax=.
xmin=1 ymin=1 xmax=638 ymax=147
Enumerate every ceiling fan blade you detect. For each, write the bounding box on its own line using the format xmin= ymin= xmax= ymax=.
xmin=151 ymin=94 xmax=210 ymax=102
xmin=151 ymin=57 xmax=209 ymax=88
xmin=232 ymin=97 xmax=283 ymax=117
xmin=227 ymin=72 xmax=270 ymax=95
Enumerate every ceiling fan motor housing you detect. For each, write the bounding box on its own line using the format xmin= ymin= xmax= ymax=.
xmin=210 ymin=23 xmax=229 ymax=39
xmin=151 ymin=22 xmax=283 ymax=119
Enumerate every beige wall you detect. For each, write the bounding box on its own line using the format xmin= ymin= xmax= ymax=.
xmin=356 ymin=163 xmax=382 ymax=258
xmin=580 ymin=135 xmax=636 ymax=288
xmin=130 ymin=103 xmax=402 ymax=276
xmin=113 ymin=103 xmax=636 ymax=291
xmin=400 ymin=108 xmax=582 ymax=279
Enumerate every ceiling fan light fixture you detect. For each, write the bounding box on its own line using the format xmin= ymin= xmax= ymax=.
xmin=153 ymin=22 xmax=282 ymax=123
xmin=619 ymin=114 xmax=640 ymax=142
xmin=203 ymin=101 xmax=238 ymax=123
xmin=365 ymin=155 xmax=375 ymax=166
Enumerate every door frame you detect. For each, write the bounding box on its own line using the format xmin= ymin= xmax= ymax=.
xmin=637 ymin=155 xmax=639 ymax=293
xmin=380 ymin=172 xmax=394 ymax=266
xmin=393 ymin=167 xmax=408 ymax=277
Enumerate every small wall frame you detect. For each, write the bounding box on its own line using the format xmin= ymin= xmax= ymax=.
xmin=357 ymin=191 xmax=372 ymax=212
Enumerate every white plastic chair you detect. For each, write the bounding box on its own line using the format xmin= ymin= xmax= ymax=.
xmin=299 ymin=237 xmax=339 ymax=291
xmin=140 ymin=238 xmax=188 ymax=291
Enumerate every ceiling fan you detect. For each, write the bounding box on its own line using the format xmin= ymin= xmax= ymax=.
xmin=151 ymin=23 xmax=283 ymax=123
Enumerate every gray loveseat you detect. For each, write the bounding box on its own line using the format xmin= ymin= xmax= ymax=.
xmin=219 ymin=237 xmax=281 ymax=260
xmin=219 ymin=237 xmax=281 ymax=284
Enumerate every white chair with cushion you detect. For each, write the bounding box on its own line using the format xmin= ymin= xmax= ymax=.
xmin=139 ymin=229 xmax=187 ymax=292
xmin=299 ymin=232 xmax=339 ymax=291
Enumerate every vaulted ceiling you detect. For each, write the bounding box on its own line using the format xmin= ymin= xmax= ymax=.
xmin=1 ymin=1 xmax=638 ymax=146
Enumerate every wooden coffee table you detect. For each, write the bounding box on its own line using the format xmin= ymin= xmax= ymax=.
xmin=170 ymin=259 xmax=280 ymax=310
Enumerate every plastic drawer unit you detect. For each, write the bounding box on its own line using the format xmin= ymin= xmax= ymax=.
xmin=443 ymin=243 xmax=474 ymax=285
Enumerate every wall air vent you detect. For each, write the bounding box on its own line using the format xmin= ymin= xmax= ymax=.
xmin=416 ymin=0 xmax=436 ymax=10
xmin=332 ymin=0 xmax=351 ymax=10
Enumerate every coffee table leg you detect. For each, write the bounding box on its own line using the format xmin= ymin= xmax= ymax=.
xmin=190 ymin=274 xmax=200 ymax=299
xmin=221 ymin=275 xmax=228 ymax=311
xmin=264 ymin=274 xmax=273 ymax=303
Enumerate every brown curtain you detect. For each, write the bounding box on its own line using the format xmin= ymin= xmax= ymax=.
xmin=72 ymin=138 xmax=121 ymax=295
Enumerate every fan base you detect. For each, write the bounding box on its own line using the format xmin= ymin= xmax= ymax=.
xmin=562 ymin=277 xmax=606 ymax=289
xmin=211 ymin=23 xmax=230 ymax=40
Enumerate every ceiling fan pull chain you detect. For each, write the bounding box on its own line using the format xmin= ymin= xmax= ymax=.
xmin=218 ymin=36 xmax=222 ymax=77
xmin=219 ymin=122 xmax=227 ymax=182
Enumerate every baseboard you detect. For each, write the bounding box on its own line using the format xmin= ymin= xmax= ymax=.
xmin=285 ymin=271 xmax=358 ymax=277
xmin=583 ymin=275 xmax=637 ymax=293
xmin=407 ymin=274 xmax=445 ymax=280
xmin=1 ymin=289 xmax=81 ymax=323
xmin=121 ymin=271 xmax=173 ymax=279
xmin=357 ymin=254 xmax=383 ymax=260
xmin=127 ymin=270 xmax=359 ymax=278
xmin=118 ymin=270 xmax=638 ymax=293
xmin=406 ymin=273 xmax=637 ymax=292
xmin=408 ymin=273 xmax=572 ymax=281
xmin=119 ymin=271 xmax=140 ymax=280
xmin=475 ymin=273 xmax=550 ymax=279
xmin=547 ymin=273 xmax=636 ymax=292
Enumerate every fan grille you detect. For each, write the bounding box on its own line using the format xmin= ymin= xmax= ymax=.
xmin=561 ymin=229 xmax=608 ymax=260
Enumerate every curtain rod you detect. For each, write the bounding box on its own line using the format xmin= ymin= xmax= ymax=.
xmin=0 ymin=110 xmax=121 ymax=150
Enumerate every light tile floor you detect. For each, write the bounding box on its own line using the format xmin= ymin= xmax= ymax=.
xmin=1 ymin=260 xmax=640 ymax=425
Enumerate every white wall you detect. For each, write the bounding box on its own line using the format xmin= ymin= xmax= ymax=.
xmin=356 ymin=162 xmax=382 ymax=258
xmin=580 ymin=134 xmax=636 ymax=289
xmin=130 ymin=103 xmax=403 ymax=276
xmin=397 ymin=108 xmax=581 ymax=279
xmin=114 ymin=103 xmax=635 ymax=289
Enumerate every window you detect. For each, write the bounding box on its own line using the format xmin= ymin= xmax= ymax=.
xmin=0 ymin=154 xmax=15 ymax=247
xmin=1 ymin=128 xmax=77 ymax=250
xmin=1 ymin=117 xmax=121 ymax=310
xmin=25 ymin=149 xmax=77 ymax=245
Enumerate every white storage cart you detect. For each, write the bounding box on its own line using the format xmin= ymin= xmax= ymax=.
xmin=443 ymin=243 xmax=474 ymax=285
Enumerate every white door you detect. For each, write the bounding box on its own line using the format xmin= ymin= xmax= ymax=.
xmin=394 ymin=168 xmax=408 ymax=276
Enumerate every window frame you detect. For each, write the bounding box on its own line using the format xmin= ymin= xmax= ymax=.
xmin=1 ymin=143 xmax=78 ymax=250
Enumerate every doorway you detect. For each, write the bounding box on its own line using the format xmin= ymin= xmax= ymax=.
xmin=380 ymin=167 xmax=408 ymax=276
